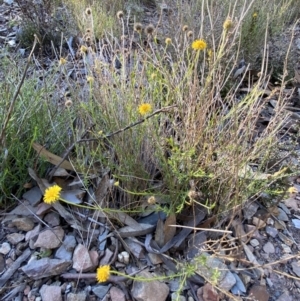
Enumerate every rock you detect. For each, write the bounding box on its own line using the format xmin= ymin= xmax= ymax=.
xmin=194 ymin=253 xmax=236 ymax=291
xmin=23 ymin=186 xmax=42 ymax=206
xmin=202 ymin=283 xmax=220 ymax=301
xmin=12 ymin=217 xmax=35 ymax=231
xmin=171 ymin=292 xmax=186 ymax=301
xmin=6 ymin=233 xmax=25 ymax=245
xmin=55 ymin=235 xmax=76 ymax=261
xmin=92 ymin=285 xmax=111 ymax=299
xmin=131 ymin=270 xmax=169 ymax=301
xmin=284 ymin=198 xmax=298 ymax=211
xmin=250 ymin=239 xmax=260 ymax=247
xmin=35 ymin=202 xmax=52 ymax=215
xmin=278 ymin=232 xmax=293 ymax=246
xmin=248 ymin=285 xmax=269 ymax=301
xmin=40 ymin=285 xmax=62 ymax=301
xmin=0 ymin=254 xmax=5 ymax=273
xmin=292 ymin=261 xmax=300 ymax=277
xmin=124 ymin=238 xmax=145 ymax=259
xmin=25 ymin=224 xmax=41 ymax=241
xmin=281 ymin=244 xmax=292 ymax=253
xmin=292 ymin=219 xmax=300 ymax=229
xmin=8 ymin=204 xmax=37 ymax=216
xmin=110 ymin=286 xmax=125 ymax=301
xmin=276 ymin=208 xmax=289 ymax=221
xmin=244 ymin=224 xmax=264 ymax=240
xmin=22 ymin=258 xmax=71 ymax=279
xmin=99 ymin=248 xmax=113 ymax=265
xmin=148 ymin=253 xmax=163 ymax=265
xmin=265 ymin=226 xmax=278 ymax=238
xmin=263 ymin=242 xmax=275 ymax=254
xmin=243 ymin=202 xmax=259 ymax=219
xmin=231 ymin=273 xmax=246 ymax=295
xmin=187 ymin=232 xmax=207 ymax=259
xmin=66 ymin=292 xmax=87 ymax=301
xmin=34 ymin=227 xmax=64 ymax=249
xmin=0 ymin=242 xmax=11 ymax=255
xmin=278 ymin=203 xmax=290 ymax=214
xmin=73 ymin=244 xmax=95 ymax=272
xmin=44 ymin=212 xmax=60 ymax=227
xmin=89 ymin=250 xmax=99 ymax=267
xmin=277 ymin=292 xmax=292 ymax=301
xmin=252 ymin=217 xmax=266 ymax=228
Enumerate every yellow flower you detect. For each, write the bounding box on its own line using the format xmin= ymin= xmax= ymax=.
xmin=288 ymin=187 xmax=298 ymax=194
xmin=253 ymin=12 xmax=258 ymax=18
xmin=44 ymin=185 xmax=62 ymax=204
xmin=96 ymin=265 xmax=110 ymax=283
xmin=192 ymin=39 xmax=207 ymax=51
xmin=165 ymin=38 xmax=172 ymax=45
xmin=138 ymin=103 xmax=152 ymax=115
xmin=86 ymin=76 xmax=94 ymax=84
xmin=59 ymin=57 xmax=67 ymax=66
xmin=80 ymin=45 xmax=88 ymax=54
xmin=223 ymin=18 xmax=233 ymax=31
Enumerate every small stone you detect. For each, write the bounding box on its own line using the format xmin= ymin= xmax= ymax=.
xmin=276 ymin=208 xmax=289 ymax=221
xmin=266 ymin=278 xmax=273 ymax=288
xmin=7 ymin=233 xmax=25 ymax=245
xmin=281 ymin=244 xmax=292 ymax=253
xmin=250 ymin=239 xmax=260 ymax=247
xmin=66 ymin=292 xmax=87 ymax=301
xmin=277 ymin=292 xmax=292 ymax=301
xmin=278 ymin=203 xmax=290 ymax=214
xmin=25 ymin=224 xmax=41 ymax=241
xmin=265 ymin=226 xmax=278 ymax=238
xmin=23 ymin=186 xmax=42 ymax=206
xmin=292 ymin=219 xmax=300 ymax=229
xmin=266 ymin=217 xmax=274 ymax=225
xmin=292 ymin=261 xmax=300 ymax=277
xmin=73 ymin=244 xmax=94 ymax=272
xmin=131 ymin=270 xmax=169 ymax=301
xmin=110 ymin=286 xmax=125 ymax=301
xmin=55 ymin=235 xmax=76 ymax=261
xmin=263 ymin=242 xmax=275 ymax=254
xmin=148 ymin=253 xmax=163 ymax=265
xmin=284 ymin=198 xmax=298 ymax=211
xmin=34 ymin=227 xmax=64 ymax=249
xmin=12 ymin=217 xmax=35 ymax=231
xmin=171 ymin=292 xmax=186 ymax=301
xmin=99 ymin=248 xmax=113 ymax=265
xmin=278 ymin=232 xmax=293 ymax=246
xmin=0 ymin=242 xmax=11 ymax=255
xmin=89 ymin=250 xmax=99 ymax=267
xmin=243 ymin=202 xmax=259 ymax=219
xmin=248 ymin=285 xmax=269 ymax=301
xmin=252 ymin=217 xmax=266 ymax=228
xmin=244 ymin=224 xmax=263 ymax=240
xmin=40 ymin=285 xmax=62 ymax=301
xmin=35 ymin=202 xmax=52 ymax=215
xmin=92 ymin=285 xmax=111 ymax=299
xmin=124 ymin=238 xmax=145 ymax=259
xmin=274 ymin=220 xmax=286 ymax=230
xmin=44 ymin=212 xmax=60 ymax=227
xmin=231 ymin=273 xmax=246 ymax=295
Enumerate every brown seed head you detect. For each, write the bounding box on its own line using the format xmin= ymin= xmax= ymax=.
xmin=117 ymin=10 xmax=124 ymax=19
xmin=182 ymin=25 xmax=189 ymax=32
xmin=85 ymin=7 xmax=92 ymax=16
xmin=187 ymin=30 xmax=193 ymax=38
xmin=145 ymin=24 xmax=155 ymax=35
xmin=134 ymin=22 xmax=143 ymax=33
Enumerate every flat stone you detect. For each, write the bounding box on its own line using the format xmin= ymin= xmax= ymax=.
xmin=263 ymin=242 xmax=275 ymax=253
xmin=277 ymin=292 xmax=292 ymax=301
xmin=22 ymin=258 xmax=71 ymax=279
xmin=276 ymin=208 xmax=289 ymax=221
xmin=89 ymin=250 xmax=99 ymax=267
xmin=252 ymin=217 xmax=266 ymax=228
xmin=110 ymin=286 xmax=125 ymax=301
xmin=35 ymin=202 xmax=52 ymax=215
xmin=0 ymin=242 xmax=11 ymax=255
xmin=148 ymin=253 xmax=163 ymax=265
xmin=34 ymin=227 xmax=64 ymax=249
xmin=171 ymin=292 xmax=186 ymax=301
xmin=292 ymin=261 xmax=300 ymax=277
xmin=231 ymin=273 xmax=246 ymax=295
xmin=99 ymin=248 xmax=113 ymax=265
xmin=265 ymin=226 xmax=278 ymax=238
xmin=44 ymin=212 xmax=60 ymax=227
xmin=124 ymin=238 xmax=145 ymax=259
xmin=278 ymin=203 xmax=290 ymax=214
xmin=12 ymin=217 xmax=35 ymax=231
xmin=8 ymin=204 xmax=38 ymax=216
xmin=131 ymin=270 xmax=169 ymax=301
xmin=0 ymin=254 xmax=5 ymax=273
xmin=92 ymin=285 xmax=111 ymax=299
xmin=284 ymin=198 xmax=298 ymax=211
xmin=73 ymin=244 xmax=94 ymax=272
xmin=187 ymin=232 xmax=207 ymax=259
xmin=243 ymin=202 xmax=259 ymax=219
xmin=40 ymin=285 xmax=62 ymax=301
xmin=6 ymin=233 xmax=25 ymax=245
xmin=202 ymin=283 xmax=220 ymax=301
xmin=66 ymin=292 xmax=87 ymax=301
xmin=250 ymin=239 xmax=260 ymax=247
xmin=23 ymin=186 xmax=42 ymax=206
xmin=278 ymin=232 xmax=293 ymax=246
xmin=292 ymin=219 xmax=300 ymax=229
xmin=55 ymin=235 xmax=76 ymax=261
xmin=248 ymin=285 xmax=269 ymax=301
xmin=281 ymin=244 xmax=292 ymax=253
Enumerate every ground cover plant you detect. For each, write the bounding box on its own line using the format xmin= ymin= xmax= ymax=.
xmin=1 ymin=0 xmax=300 ymax=299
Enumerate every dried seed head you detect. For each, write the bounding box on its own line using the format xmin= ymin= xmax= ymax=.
xmin=182 ymin=25 xmax=189 ymax=32
xmin=165 ymin=37 xmax=172 ymax=45
xmin=59 ymin=57 xmax=67 ymax=66
xmin=80 ymin=45 xmax=88 ymax=54
xmin=134 ymin=22 xmax=143 ymax=33
xmin=223 ymin=18 xmax=233 ymax=31
xmin=147 ymin=196 xmax=156 ymax=205
xmin=85 ymin=7 xmax=92 ymax=16
xmin=85 ymin=35 xmax=92 ymax=44
xmin=117 ymin=10 xmax=124 ymax=19
xmin=65 ymin=99 xmax=73 ymax=107
xmin=145 ymin=24 xmax=155 ymax=35
xmin=86 ymin=28 xmax=92 ymax=34
xmin=187 ymin=30 xmax=193 ymax=38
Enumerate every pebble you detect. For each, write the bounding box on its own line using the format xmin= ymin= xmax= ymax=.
xmin=263 ymin=242 xmax=275 ymax=253
xmin=292 ymin=219 xmax=300 ymax=229
xmin=66 ymin=292 xmax=87 ymax=301
xmin=250 ymin=239 xmax=260 ymax=247
xmin=0 ymin=242 xmax=11 ymax=255
xmin=40 ymin=284 xmax=62 ymax=301
xmin=6 ymin=233 xmax=25 ymax=245
xmin=281 ymin=244 xmax=292 ymax=253
xmin=92 ymin=285 xmax=111 ymax=299
xmin=73 ymin=244 xmax=95 ymax=272
xmin=55 ymin=235 xmax=76 ymax=261
xmin=11 ymin=217 xmax=35 ymax=231
xmin=277 ymin=208 xmax=289 ymax=221
xmin=265 ymin=226 xmax=278 ymax=238
xmin=34 ymin=227 xmax=64 ymax=249
xmin=23 ymin=186 xmax=42 ymax=206
xmin=110 ymin=286 xmax=126 ymax=301
xmin=252 ymin=217 xmax=266 ymax=228
xmin=292 ymin=261 xmax=300 ymax=277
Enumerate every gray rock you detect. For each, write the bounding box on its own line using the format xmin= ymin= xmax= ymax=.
xmin=187 ymin=232 xmax=207 ymax=259
xmin=171 ymin=292 xmax=185 ymax=301
xmin=34 ymin=227 xmax=64 ymax=249
xmin=131 ymin=270 xmax=169 ymax=301
xmin=278 ymin=232 xmax=293 ymax=246
xmin=248 ymin=285 xmax=269 ymax=301
xmin=194 ymin=253 xmax=236 ymax=291
xmin=92 ymin=285 xmax=111 ymax=299
xmin=12 ymin=217 xmax=35 ymax=231
xmin=265 ymin=226 xmax=278 ymax=238
xmin=250 ymin=239 xmax=260 ymax=247
xmin=292 ymin=261 xmax=300 ymax=277
xmin=263 ymin=242 xmax=275 ymax=254
xmin=231 ymin=273 xmax=246 ymax=295
xmin=277 ymin=208 xmax=289 ymax=221
xmin=0 ymin=242 xmax=11 ymax=255
xmin=277 ymin=292 xmax=292 ymax=301
xmin=23 ymin=186 xmax=42 ymax=206
xmin=124 ymin=238 xmax=145 ymax=259
xmin=22 ymin=258 xmax=71 ymax=279
xmin=110 ymin=286 xmax=125 ymax=301
xmin=278 ymin=203 xmax=290 ymax=214
xmin=25 ymin=224 xmax=41 ymax=241
xmin=243 ymin=202 xmax=259 ymax=219
xmin=6 ymin=233 xmax=25 ymax=245
xmin=72 ymin=244 xmax=94 ymax=272
xmin=55 ymin=235 xmax=76 ymax=261
xmin=281 ymin=244 xmax=292 ymax=253
xmin=44 ymin=212 xmax=60 ymax=227
xmin=7 ymin=204 xmax=37 ymax=216
xmin=292 ymin=219 xmax=300 ymax=229
xmin=66 ymin=292 xmax=87 ymax=301
xmin=40 ymin=285 xmax=62 ymax=301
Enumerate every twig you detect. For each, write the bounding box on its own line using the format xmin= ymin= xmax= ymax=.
xmin=0 ymin=35 xmax=39 ymax=145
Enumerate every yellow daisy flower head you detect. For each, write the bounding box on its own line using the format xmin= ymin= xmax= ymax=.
xmin=96 ymin=265 xmax=110 ymax=283
xmin=80 ymin=45 xmax=88 ymax=54
xmin=165 ymin=38 xmax=172 ymax=45
xmin=252 ymin=12 xmax=258 ymax=18
xmin=59 ymin=57 xmax=67 ymax=66
xmin=86 ymin=76 xmax=94 ymax=84
xmin=288 ymin=186 xmax=298 ymax=194
xmin=138 ymin=103 xmax=152 ymax=115
xmin=44 ymin=185 xmax=62 ymax=204
xmin=192 ymin=39 xmax=207 ymax=51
